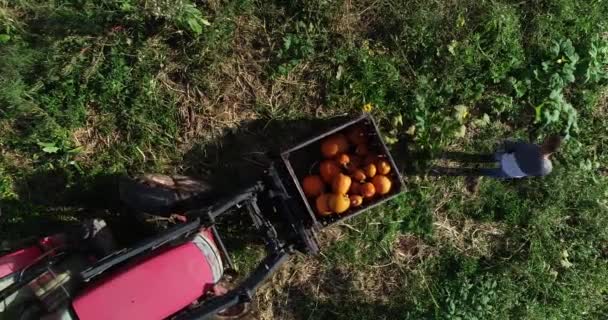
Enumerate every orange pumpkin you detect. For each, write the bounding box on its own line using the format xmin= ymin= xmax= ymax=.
xmin=376 ymin=160 xmax=391 ymax=175
xmin=321 ymin=134 xmax=349 ymax=158
xmin=302 ymin=175 xmax=324 ymax=198
xmin=360 ymin=182 xmax=376 ymax=198
xmin=349 ymin=195 xmax=363 ymax=207
xmin=328 ymin=193 xmax=350 ymax=214
xmin=372 ymin=175 xmax=392 ymax=195
xmin=315 ymin=194 xmax=332 ymax=216
xmin=363 ymin=163 xmax=377 ymax=178
xmin=331 ymin=173 xmax=352 ymax=194
xmin=336 ymin=153 xmax=350 ymax=167
xmin=351 ymin=169 xmax=366 ymax=182
xmin=320 ymin=160 xmax=340 ymax=183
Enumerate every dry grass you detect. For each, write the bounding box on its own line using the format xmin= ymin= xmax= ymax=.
xmin=156 ymin=15 xmax=266 ymax=147
xmin=0 ymin=2 xmax=24 ymax=32
xmin=433 ymin=212 xmax=504 ymax=258
xmin=163 ymin=12 xmax=335 ymax=156
xmin=166 ymin=14 xmax=327 ymax=149
xmin=330 ymin=0 xmax=359 ymax=44
xmin=0 ymin=121 xmax=33 ymax=172
xmin=267 ymin=62 xmax=328 ymax=117
xmin=0 ymin=149 xmax=33 ymax=174
xmin=392 ymin=234 xmax=437 ymax=269
xmin=595 ymin=88 xmax=608 ymax=115
xmin=254 ymin=255 xmax=321 ymax=320
xmin=424 ymin=184 xmax=504 ymax=258
xmin=253 ymin=224 xmax=434 ymax=319
xmin=72 ymin=109 xmax=121 ymax=162
xmin=254 ymin=256 xmax=409 ymax=320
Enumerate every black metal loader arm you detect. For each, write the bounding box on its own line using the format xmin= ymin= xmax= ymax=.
xmin=170 ymin=169 xmax=314 ymax=320
xmin=173 ymin=251 xmax=289 ymax=320
xmin=80 ymin=219 xmax=201 ymax=282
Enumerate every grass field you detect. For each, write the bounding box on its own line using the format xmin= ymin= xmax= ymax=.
xmin=1 ymin=0 xmax=608 ymax=319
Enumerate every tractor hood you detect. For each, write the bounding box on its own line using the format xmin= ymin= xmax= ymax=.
xmin=72 ymin=231 xmax=222 ymax=320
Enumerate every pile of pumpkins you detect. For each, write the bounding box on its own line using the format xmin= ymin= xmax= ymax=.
xmin=300 ymin=125 xmax=394 ymax=217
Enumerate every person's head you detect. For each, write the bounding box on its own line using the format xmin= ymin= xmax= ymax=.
xmin=541 ymin=135 xmax=562 ymax=156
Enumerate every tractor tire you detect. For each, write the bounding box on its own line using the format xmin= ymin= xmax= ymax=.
xmin=214 ymin=302 xmax=253 ymax=320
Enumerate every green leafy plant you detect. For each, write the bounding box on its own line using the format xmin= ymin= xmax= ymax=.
xmin=518 ymin=37 xmax=608 ymax=136
xmin=275 ymin=31 xmax=315 ymax=77
xmin=327 ymin=44 xmax=401 ymax=111
xmin=405 ymin=75 xmax=482 ymax=153
xmin=0 ymin=3 xmax=21 ymax=43
xmin=37 ymin=141 xmax=60 ymax=154
xmin=443 ymin=276 xmax=502 ymax=320
xmin=585 ymin=35 xmax=608 ymax=83
xmin=139 ymin=0 xmax=210 ymax=35
xmin=532 ymin=39 xmax=579 ymax=131
xmin=175 ymin=2 xmax=210 ymax=35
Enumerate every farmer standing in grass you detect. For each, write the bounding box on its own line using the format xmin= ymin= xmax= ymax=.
xmin=432 ymin=135 xmax=562 ymax=179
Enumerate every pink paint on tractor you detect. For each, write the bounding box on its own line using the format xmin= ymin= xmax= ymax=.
xmin=0 ymin=247 xmax=42 ymax=279
xmin=0 ymin=235 xmax=65 ymax=279
xmin=72 ymin=230 xmax=222 ymax=320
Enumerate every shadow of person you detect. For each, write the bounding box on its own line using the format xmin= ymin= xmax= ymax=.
xmin=387 ymin=138 xmax=423 ymax=176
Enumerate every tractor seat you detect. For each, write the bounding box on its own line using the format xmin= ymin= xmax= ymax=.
xmin=72 ymin=235 xmax=222 ymax=320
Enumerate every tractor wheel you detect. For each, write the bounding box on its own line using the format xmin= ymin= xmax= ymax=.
xmin=296 ymin=222 xmax=320 ymax=255
xmin=214 ymin=302 xmax=253 ymax=319
xmin=210 ymin=270 xmax=255 ymax=320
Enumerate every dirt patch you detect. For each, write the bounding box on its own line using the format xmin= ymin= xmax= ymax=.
xmin=392 ymin=234 xmax=437 ymax=269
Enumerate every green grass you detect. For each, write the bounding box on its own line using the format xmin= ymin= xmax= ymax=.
xmin=1 ymin=0 xmax=608 ymax=319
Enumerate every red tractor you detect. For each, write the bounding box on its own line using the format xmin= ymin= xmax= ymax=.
xmin=0 ymin=115 xmax=403 ymax=320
